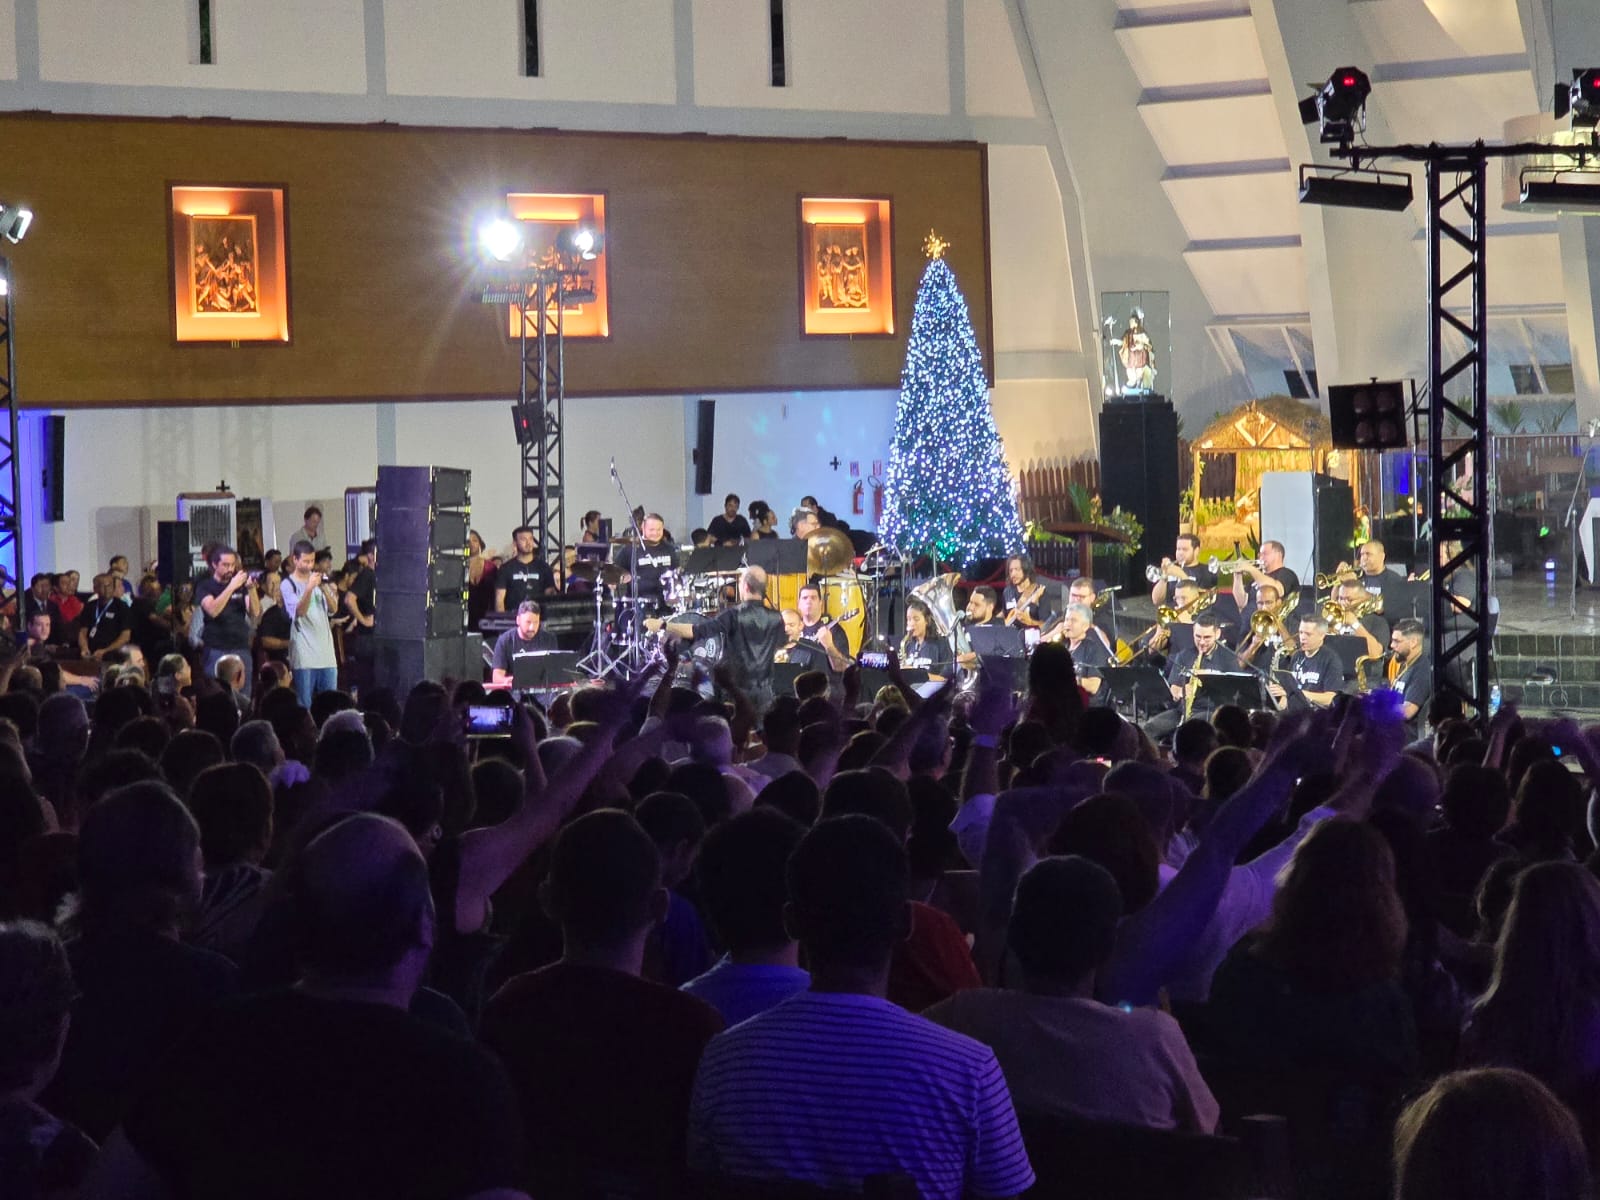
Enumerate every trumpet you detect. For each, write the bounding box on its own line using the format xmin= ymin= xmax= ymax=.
xmin=1314 ymin=563 xmax=1354 ymax=590
xmin=1207 ymin=555 xmax=1261 ymax=574
xmin=1145 ymin=561 xmax=1194 ymax=584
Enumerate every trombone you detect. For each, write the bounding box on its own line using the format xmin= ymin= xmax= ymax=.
xmin=1314 ymin=562 xmax=1354 ymax=590
xmin=1319 ymin=594 xmax=1380 ymax=634
xmin=1125 ymin=587 xmax=1219 ymax=658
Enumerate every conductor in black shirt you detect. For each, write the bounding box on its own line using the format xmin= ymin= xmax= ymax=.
xmin=650 ymin=567 xmax=786 ymax=712
xmin=707 ymin=494 xmax=752 ymax=545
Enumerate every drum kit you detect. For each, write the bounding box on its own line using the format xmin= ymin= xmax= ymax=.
xmin=569 ymin=528 xmax=905 ymax=682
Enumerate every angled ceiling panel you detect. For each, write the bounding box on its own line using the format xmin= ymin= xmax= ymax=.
xmin=1115 ymin=16 xmax=1268 ymax=89
xmin=1138 ymin=93 xmax=1286 ymax=165
xmin=1184 ymin=244 xmax=1310 ymax=317
xmin=1161 ymin=170 xmax=1300 ymax=241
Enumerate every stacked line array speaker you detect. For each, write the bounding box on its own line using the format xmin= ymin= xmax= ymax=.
xmin=1098 ymin=397 xmax=1179 ymax=583
xmin=371 ymin=465 xmax=472 ymax=695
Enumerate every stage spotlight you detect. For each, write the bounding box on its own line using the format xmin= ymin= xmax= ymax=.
xmin=1554 ymin=69 xmax=1600 ymax=128
xmin=556 ymin=226 xmax=601 ymax=260
xmin=1298 ymin=164 xmax=1413 ymax=212
xmin=0 ymin=206 xmax=33 ymax=245
xmin=1298 ymin=67 xmax=1371 ymax=144
xmin=1518 ymin=175 xmax=1600 ymax=212
xmin=479 ymin=218 xmax=523 ymax=263
xmin=1328 ymin=380 xmax=1408 ymax=450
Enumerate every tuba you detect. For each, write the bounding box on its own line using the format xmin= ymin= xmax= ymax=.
xmin=908 ymin=573 xmax=961 ymax=638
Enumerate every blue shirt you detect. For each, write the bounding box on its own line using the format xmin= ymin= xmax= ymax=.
xmin=681 ymin=958 xmax=811 ymax=1027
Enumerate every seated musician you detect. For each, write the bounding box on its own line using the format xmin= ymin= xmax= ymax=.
xmin=1065 ymin=577 xmax=1116 ymax=652
xmin=900 ymin=600 xmax=951 ymax=680
xmin=1143 ymin=614 xmax=1241 ymax=741
xmin=1058 ymin=604 xmax=1110 ymax=697
xmin=489 ymin=601 xmax=558 ymax=686
xmin=955 ymin=586 xmax=1004 ymax=668
xmin=1266 ymin=614 xmax=1345 ymax=711
xmin=777 ymin=608 xmax=827 ymax=670
xmin=1231 ymin=577 xmax=1283 ymax=649
xmin=796 ymin=585 xmax=851 ymax=672
xmin=1389 ymin=618 xmax=1433 ymax=734
xmin=1001 ymin=555 xmax=1050 ymax=628
xmin=612 ymin=513 xmax=676 ymax=605
xmin=1330 ymin=575 xmax=1389 ymax=666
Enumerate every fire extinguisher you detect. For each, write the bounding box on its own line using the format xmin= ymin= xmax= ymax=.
xmin=851 ymin=480 xmax=865 ymax=516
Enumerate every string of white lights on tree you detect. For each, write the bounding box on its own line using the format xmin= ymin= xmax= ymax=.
xmin=880 ymin=232 xmax=1025 ymax=568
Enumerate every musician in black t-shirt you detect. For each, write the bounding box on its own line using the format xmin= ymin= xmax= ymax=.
xmin=899 ymin=600 xmax=952 ymax=679
xmin=490 ymin=601 xmax=559 ymax=685
xmin=1267 ymin=614 xmax=1345 ymax=711
xmin=1233 ymin=540 xmax=1300 ymax=612
xmin=1060 ymin=604 xmax=1111 ymax=698
xmin=1150 ymin=534 xmax=1216 ymax=606
xmin=1001 ymin=555 xmax=1049 ymax=628
xmin=613 ymin=514 xmax=676 ymax=605
xmin=1356 ymin=540 xmax=1413 ymax=618
xmin=1389 ymin=618 xmax=1433 ymax=733
xmin=795 ymin=583 xmax=850 ymax=672
xmin=495 ymin=526 xmax=557 ymax=612
xmin=707 ymin=494 xmax=752 ymax=545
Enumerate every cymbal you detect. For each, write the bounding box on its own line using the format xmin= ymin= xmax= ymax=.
xmin=806 ymin=527 xmax=854 ymax=576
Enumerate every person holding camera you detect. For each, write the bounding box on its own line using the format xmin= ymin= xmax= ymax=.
xmin=280 ymin=539 xmax=339 ymax=708
xmin=196 ymin=545 xmax=260 ymax=696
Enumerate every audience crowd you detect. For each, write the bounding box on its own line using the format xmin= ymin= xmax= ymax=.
xmin=2 ymin=553 xmax=1600 ymax=1199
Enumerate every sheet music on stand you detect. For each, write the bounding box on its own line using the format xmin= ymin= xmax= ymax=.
xmin=1195 ymin=670 xmax=1269 ymax=713
xmin=511 ymin=650 xmax=584 ymax=692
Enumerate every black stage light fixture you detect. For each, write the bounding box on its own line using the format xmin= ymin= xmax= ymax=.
xmin=1298 ymin=164 xmax=1413 ymax=212
xmin=1555 ymin=68 xmax=1600 ymax=127
xmin=1328 ymin=380 xmax=1408 ymax=450
xmin=512 ymin=401 xmax=543 ymax=446
xmin=1299 ymin=67 xmax=1372 ymax=144
xmin=1518 ymin=177 xmax=1600 ymax=212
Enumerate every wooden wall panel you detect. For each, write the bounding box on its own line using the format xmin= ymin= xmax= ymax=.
xmin=0 ymin=114 xmax=991 ymax=407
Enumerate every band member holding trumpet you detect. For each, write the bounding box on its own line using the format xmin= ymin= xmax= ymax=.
xmin=1266 ymin=614 xmax=1345 ymax=711
xmin=1002 ymin=555 xmax=1050 ymax=627
xmin=1230 ymin=540 xmax=1299 ymax=615
xmin=1149 ymin=534 xmax=1215 ymax=606
xmin=1356 ymin=540 xmax=1412 ymax=617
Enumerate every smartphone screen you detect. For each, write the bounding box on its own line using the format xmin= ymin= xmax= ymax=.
xmin=858 ymin=652 xmax=889 ymax=670
xmin=466 ymin=704 xmax=514 ymax=737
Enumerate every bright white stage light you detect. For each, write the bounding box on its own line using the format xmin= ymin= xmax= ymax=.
xmin=479 ymin=218 xmax=523 ymax=263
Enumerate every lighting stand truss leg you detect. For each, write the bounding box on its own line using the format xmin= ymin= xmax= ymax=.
xmin=1426 ymin=156 xmax=1491 ymax=718
xmin=528 ymin=279 xmax=566 ymax=570
xmin=0 ymin=257 xmax=21 ymax=595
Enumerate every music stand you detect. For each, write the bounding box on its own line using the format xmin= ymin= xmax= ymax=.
xmin=1195 ymin=670 xmax=1268 ymax=713
xmin=967 ymin=624 xmax=1027 ymax=659
xmin=686 ymin=546 xmax=746 ymax=574
xmin=745 ymin=538 xmax=810 ymax=577
xmin=511 ymin=650 xmax=583 ymax=692
xmin=1100 ymin=664 xmax=1173 ymax=723
xmin=977 ymin=655 xmax=1023 ymax=691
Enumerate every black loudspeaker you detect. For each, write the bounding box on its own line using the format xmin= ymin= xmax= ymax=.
xmin=156 ymin=521 xmax=191 ymax=587
xmin=512 ymin=403 xmax=541 ymax=447
xmin=1098 ymin=397 xmax=1179 ymax=581
xmin=1328 ymin=381 xmax=1407 ymax=449
xmin=41 ymin=414 xmax=64 ymax=523
xmin=380 ymin=591 xmax=467 ymax=639
xmin=381 ymin=550 xmax=467 ymax=595
xmin=368 ymin=634 xmax=473 ymax=695
xmin=1313 ymin=475 xmax=1355 ymax=573
xmin=693 ymin=398 xmax=715 ymax=496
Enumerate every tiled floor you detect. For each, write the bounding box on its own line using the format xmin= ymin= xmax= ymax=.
xmin=1494 ymin=573 xmax=1600 ymax=635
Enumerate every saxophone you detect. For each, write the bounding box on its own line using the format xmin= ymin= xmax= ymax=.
xmin=1182 ymin=648 xmax=1207 ymax=721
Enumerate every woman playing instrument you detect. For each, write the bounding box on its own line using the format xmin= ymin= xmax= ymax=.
xmin=900 ymin=599 xmax=952 ymax=681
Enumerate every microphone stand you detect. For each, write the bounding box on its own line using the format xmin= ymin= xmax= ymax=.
xmin=1566 ymin=424 xmax=1596 ymax=620
xmin=608 ymin=457 xmax=650 ymax=676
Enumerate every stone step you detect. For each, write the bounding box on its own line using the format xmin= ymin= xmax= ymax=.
xmin=1496 ymin=655 xmax=1600 ymax=683
xmin=1494 ymin=633 xmax=1600 ymax=657
xmin=1502 ymin=681 xmax=1600 ymax=711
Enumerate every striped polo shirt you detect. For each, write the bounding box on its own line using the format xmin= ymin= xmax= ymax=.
xmin=689 ymin=990 xmax=1035 ymax=1200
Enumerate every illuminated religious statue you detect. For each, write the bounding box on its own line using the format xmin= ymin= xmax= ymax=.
xmin=1118 ymin=309 xmax=1156 ymax=394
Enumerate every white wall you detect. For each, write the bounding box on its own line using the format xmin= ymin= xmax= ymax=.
xmin=37 ymin=396 xmax=689 ymax=575
xmin=684 ymin=391 xmax=900 ymax=536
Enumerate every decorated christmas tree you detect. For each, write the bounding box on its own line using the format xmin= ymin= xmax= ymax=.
xmin=880 ymin=233 xmax=1025 ymax=567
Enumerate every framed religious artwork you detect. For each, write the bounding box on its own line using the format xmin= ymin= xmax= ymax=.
xmin=798 ymin=196 xmax=894 ymax=337
xmin=169 ymin=184 xmax=290 ymax=344
xmin=502 ymin=192 xmax=610 ymax=340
